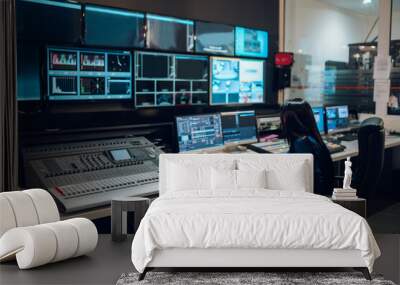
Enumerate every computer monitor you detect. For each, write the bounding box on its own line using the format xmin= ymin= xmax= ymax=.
xmin=47 ymin=47 xmax=132 ymax=100
xmin=135 ymin=51 xmax=208 ymax=107
xmin=176 ymin=113 xmax=224 ymax=153
xmin=221 ymin=110 xmax=258 ymax=145
xmin=235 ymin=27 xmax=268 ymax=58
xmin=146 ymin=14 xmax=194 ymax=52
xmin=326 ymin=105 xmax=349 ymax=133
xmin=84 ymin=5 xmax=145 ymax=48
xmin=17 ymin=0 xmax=81 ymax=44
xmin=16 ymin=0 xmax=82 ymax=101
xmin=210 ymin=57 xmax=264 ymax=105
xmin=312 ymin=106 xmax=325 ymax=133
xmin=195 ymin=21 xmax=234 ymax=55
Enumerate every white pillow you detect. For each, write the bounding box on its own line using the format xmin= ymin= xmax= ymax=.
xmin=236 ymin=169 xmax=267 ymax=189
xmin=238 ymin=159 xmax=308 ymax=192
xmin=167 ymin=160 xmax=236 ymax=192
xmin=167 ymin=163 xmax=211 ymax=191
xmin=211 ymin=168 xmax=237 ymax=190
xmin=211 ymin=169 xmax=268 ymax=191
xmin=266 ymin=163 xmax=307 ymax=191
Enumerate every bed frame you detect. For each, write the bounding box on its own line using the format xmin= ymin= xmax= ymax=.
xmin=139 ymin=248 xmax=371 ymax=280
xmin=137 ymin=154 xmax=372 ymax=281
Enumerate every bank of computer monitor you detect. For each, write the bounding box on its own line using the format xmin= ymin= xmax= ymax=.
xmin=195 ymin=21 xmax=234 ymax=56
xmin=221 ymin=110 xmax=257 ymax=145
xmin=235 ymin=27 xmax=268 ymax=58
xmin=146 ymin=14 xmax=194 ymax=52
xmin=134 ymin=51 xmax=208 ymax=107
xmin=326 ymin=105 xmax=349 ymax=133
xmin=210 ymin=57 xmax=264 ymax=105
xmin=176 ymin=113 xmax=224 ymax=153
xmin=312 ymin=106 xmax=325 ymax=133
xmin=47 ymin=47 xmax=131 ymax=100
xmin=84 ymin=5 xmax=145 ymax=48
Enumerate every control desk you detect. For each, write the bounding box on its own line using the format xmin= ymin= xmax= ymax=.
xmin=22 ymin=137 xmax=163 ymax=213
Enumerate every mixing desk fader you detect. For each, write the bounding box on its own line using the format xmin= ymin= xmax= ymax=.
xmin=22 ymin=137 xmax=163 ymax=213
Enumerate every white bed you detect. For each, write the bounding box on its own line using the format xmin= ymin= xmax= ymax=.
xmin=131 ymin=154 xmax=380 ymax=280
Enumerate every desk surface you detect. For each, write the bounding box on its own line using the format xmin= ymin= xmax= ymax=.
xmin=60 ymin=135 xmax=400 ymax=221
xmin=331 ymin=135 xmax=400 ymax=162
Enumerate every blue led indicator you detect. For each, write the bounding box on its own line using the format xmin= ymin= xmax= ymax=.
xmin=22 ymin=0 xmax=81 ymax=10
xmin=86 ymin=5 xmax=144 ymax=18
xmin=147 ymin=14 xmax=194 ymax=25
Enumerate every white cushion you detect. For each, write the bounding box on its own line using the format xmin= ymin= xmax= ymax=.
xmin=266 ymin=165 xmax=307 ymax=192
xmin=24 ymin=189 xmax=60 ymax=224
xmin=168 ymin=163 xmax=211 ymax=191
xmin=65 ymin=218 xmax=98 ymax=257
xmin=236 ymin=169 xmax=267 ymax=189
xmin=1 ymin=192 xmax=39 ymax=227
xmin=0 ymin=219 xmax=97 ymax=269
xmin=0 ymin=196 xmax=17 ymax=237
xmin=0 ymin=189 xmax=98 ymax=269
xmin=42 ymin=222 xmax=79 ymax=262
xmin=166 ymin=160 xmax=236 ymax=192
xmin=238 ymin=159 xmax=308 ymax=192
xmin=211 ymin=168 xmax=237 ymax=190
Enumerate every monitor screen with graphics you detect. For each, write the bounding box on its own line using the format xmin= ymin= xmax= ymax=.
xmin=146 ymin=14 xmax=194 ymax=52
xmin=312 ymin=106 xmax=325 ymax=133
xmin=326 ymin=105 xmax=349 ymax=132
xmin=47 ymin=47 xmax=132 ymax=101
xmin=210 ymin=57 xmax=264 ymax=105
xmin=221 ymin=110 xmax=257 ymax=145
xmin=235 ymin=27 xmax=268 ymax=58
xmin=176 ymin=113 xmax=224 ymax=152
xmin=84 ymin=5 xmax=145 ymax=48
xmin=135 ymin=51 xmax=208 ymax=108
xmin=195 ymin=21 xmax=234 ymax=55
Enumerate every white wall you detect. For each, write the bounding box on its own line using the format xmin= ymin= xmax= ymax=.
xmin=285 ymin=0 xmax=377 ymax=64
xmin=284 ymin=0 xmax=379 ymax=104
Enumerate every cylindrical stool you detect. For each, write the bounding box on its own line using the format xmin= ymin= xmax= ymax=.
xmin=111 ymin=197 xmax=150 ymax=242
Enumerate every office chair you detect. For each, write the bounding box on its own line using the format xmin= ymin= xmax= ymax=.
xmin=351 ymin=117 xmax=385 ymax=199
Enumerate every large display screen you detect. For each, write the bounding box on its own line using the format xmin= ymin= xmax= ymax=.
xmin=326 ymin=105 xmax=349 ymax=132
xmin=195 ymin=21 xmax=234 ymax=55
xmin=16 ymin=0 xmax=81 ymax=44
xmin=235 ymin=27 xmax=268 ymax=58
xmin=210 ymin=57 xmax=264 ymax=105
xmin=47 ymin=47 xmax=132 ymax=100
xmin=221 ymin=110 xmax=257 ymax=145
xmin=176 ymin=113 xmax=224 ymax=152
xmin=135 ymin=51 xmax=208 ymax=107
xmin=146 ymin=14 xmax=194 ymax=52
xmin=312 ymin=106 xmax=325 ymax=133
xmin=84 ymin=5 xmax=145 ymax=48
xmin=16 ymin=0 xmax=82 ymax=101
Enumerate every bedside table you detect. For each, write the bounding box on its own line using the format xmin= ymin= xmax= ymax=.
xmin=331 ymin=197 xmax=366 ymax=218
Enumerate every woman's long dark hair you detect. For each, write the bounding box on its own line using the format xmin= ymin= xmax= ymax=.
xmin=280 ymin=98 xmax=324 ymax=147
xmin=281 ymin=99 xmax=334 ymax=195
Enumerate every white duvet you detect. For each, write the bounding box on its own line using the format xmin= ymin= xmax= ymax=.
xmin=131 ymin=190 xmax=380 ymax=273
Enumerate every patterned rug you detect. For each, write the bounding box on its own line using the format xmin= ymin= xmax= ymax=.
xmin=116 ymin=271 xmax=396 ymax=285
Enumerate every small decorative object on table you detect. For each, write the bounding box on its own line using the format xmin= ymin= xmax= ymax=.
xmin=332 ymin=157 xmax=358 ymax=200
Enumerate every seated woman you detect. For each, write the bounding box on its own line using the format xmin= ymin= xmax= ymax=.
xmin=280 ymin=98 xmax=334 ymax=196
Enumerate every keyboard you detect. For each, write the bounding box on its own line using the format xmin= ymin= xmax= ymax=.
xmin=249 ymin=139 xmax=346 ymax=155
xmin=325 ymin=141 xmax=346 ymax=154
xmin=337 ymin=133 xmax=358 ymax=142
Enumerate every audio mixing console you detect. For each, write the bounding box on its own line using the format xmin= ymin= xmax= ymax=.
xmin=22 ymin=137 xmax=163 ymax=213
